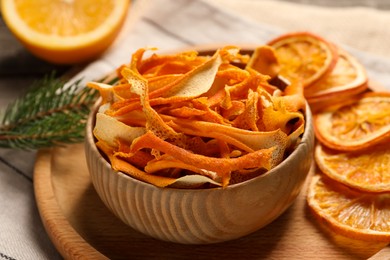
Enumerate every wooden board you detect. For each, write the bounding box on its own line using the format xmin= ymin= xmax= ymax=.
xmin=33 ymin=143 xmax=390 ymax=259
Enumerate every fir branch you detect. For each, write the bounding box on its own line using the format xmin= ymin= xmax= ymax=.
xmin=0 ymin=73 xmax=99 ymax=149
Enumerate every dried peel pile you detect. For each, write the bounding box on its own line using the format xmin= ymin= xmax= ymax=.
xmin=88 ymin=45 xmax=307 ymax=189
xmin=268 ymin=32 xmax=390 ymax=242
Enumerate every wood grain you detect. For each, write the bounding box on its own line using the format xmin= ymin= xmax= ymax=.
xmin=33 ymin=143 xmax=388 ymax=259
xmin=34 ymin=148 xmax=107 ymax=260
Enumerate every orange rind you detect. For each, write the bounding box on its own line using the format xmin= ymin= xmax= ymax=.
xmin=88 ymin=46 xmax=306 ymax=188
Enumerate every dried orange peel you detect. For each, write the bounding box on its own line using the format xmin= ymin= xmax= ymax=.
xmin=88 ymin=45 xmax=306 ymax=188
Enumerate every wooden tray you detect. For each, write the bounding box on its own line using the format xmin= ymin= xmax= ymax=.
xmin=33 ymin=143 xmax=390 ymax=259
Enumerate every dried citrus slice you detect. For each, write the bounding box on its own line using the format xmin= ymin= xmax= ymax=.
xmin=305 ymin=48 xmax=368 ymax=104
xmin=315 ymin=143 xmax=390 ymax=192
xmin=268 ymin=31 xmax=338 ymax=87
xmin=1 ymin=0 xmax=130 ymax=64
xmin=307 ymin=173 xmax=390 ymax=242
xmin=314 ymin=92 xmax=390 ymax=151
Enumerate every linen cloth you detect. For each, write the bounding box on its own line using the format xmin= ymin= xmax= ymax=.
xmin=0 ymin=0 xmax=389 ymax=259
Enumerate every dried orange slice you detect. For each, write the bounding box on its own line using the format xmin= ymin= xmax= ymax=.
xmin=315 ymin=143 xmax=390 ymax=192
xmin=1 ymin=0 xmax=130 ymax=64
xmin=268 ymin=31 xmax=338 ymax=87
xmin=305 ymin=48 xmax=368 ymax=104
xmin=307 ymin=173 xmax=390 ymax=242
xmin=314 ymin=92 xmax=390 ymax=151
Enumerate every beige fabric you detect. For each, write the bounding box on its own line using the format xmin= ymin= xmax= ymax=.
xmin=213 ymin=0 xmax=390 ymax=59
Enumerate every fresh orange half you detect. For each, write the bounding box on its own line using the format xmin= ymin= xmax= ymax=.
xmin=268 ymin=31 xmax=338 ymax=88
xmin=314 ymin=92 xmax=390 ymax=151
xmin=305 ymin=48 xmax=368 ymax=104
xmin=307 ymin=173 xmax=390 ymax=242
xmin=1 ymin=0 xmax=130 ymax=64
xmin=315 ymin=143 xmax=390 ymax=193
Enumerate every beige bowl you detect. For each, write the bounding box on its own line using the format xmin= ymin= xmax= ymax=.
xmin=85 ymin=101 xmax=314 ymax=244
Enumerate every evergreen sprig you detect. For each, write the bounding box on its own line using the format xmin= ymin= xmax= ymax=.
xmin=0 ymin=73 xmax=99 ymax=149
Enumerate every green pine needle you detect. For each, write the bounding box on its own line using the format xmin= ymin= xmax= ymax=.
xmin=0 ymin=73 xmax=99 ymax=149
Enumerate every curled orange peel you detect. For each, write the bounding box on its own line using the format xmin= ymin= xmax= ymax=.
xmin=130 ymin=131 xmax=278 ymax=187
xmin=246 ymin=45 xmax=280 ymax=78
xmin=89 ymin=45 xmax=306 ymax=188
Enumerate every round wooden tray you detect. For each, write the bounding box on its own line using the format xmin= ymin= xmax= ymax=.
xmin=33 ymin=143 xmax=389 ymax=259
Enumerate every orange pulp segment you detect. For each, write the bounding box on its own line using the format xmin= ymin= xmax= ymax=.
xmin=1 ymin=0 xmax=130 ymax=64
